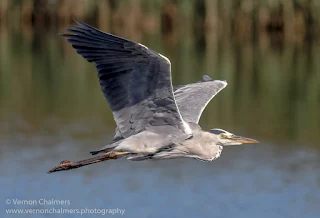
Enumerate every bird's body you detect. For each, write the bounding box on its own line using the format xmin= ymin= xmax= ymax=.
xmin=150 ymin=128 xmax=223 ymax=162
xmin=111 ymin=123 xmax=222 ymax=161
xmin=48 ymin=20 xmax=258 ymax=173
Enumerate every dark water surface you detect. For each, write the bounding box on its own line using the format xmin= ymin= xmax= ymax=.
xmin=1 ymin=22 xmax=320 ymax=218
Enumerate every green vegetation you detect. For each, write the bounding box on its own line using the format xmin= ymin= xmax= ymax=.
xmin=0 ymin=0 xmax=319 ymax=147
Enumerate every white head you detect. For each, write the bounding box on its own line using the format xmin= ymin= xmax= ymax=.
xmin=209 ymin=128 xmax=259 ymax=146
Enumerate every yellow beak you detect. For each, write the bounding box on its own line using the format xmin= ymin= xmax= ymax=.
xmin=230 ymin=135 xmax=259 ymax=144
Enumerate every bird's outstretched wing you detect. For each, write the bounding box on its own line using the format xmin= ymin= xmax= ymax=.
xmin=174 ymin=75 xmax=227 ymax=123
xmin=62 ymin=20 xmax=191 ymax=138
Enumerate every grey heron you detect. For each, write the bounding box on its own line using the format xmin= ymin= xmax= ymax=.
xmin=48 ymin=20 xmax=258 ymax=173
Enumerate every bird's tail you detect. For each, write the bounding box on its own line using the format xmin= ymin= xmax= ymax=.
xmin=90 ymin=140 xmax=122 ymax=155
xmin=90 ymin=150 xmax=104 ymax=155
xmin=47 ymin=152 xmax=129 ymax=173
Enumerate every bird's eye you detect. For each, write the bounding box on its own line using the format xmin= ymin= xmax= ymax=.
xmin=220 ymin=134 xmax=227 ymax=139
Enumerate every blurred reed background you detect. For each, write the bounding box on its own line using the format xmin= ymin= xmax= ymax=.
xmin=1 ymin=0 xmax=320 ymax=41
xmin=0 ymin=0 xmax=319 ymax=147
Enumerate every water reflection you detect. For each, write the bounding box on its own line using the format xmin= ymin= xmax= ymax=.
xmin=1 ymin=15 xmax=320 ymax=218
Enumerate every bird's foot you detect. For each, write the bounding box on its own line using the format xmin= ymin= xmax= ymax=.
xmin=48 ymin=160 xmax=75 ymax=173
xmin=60 ymin=160 xmax=73 ymax=165
xmin=47 ymin=152 xmax=129 ymax=174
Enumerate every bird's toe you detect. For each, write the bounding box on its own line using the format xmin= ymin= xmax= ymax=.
xmin=60 ymin=160 xmax=73 ymax=165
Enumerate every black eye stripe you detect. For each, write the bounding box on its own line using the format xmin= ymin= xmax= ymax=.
xmin=209 ymin=129 xmax=226 ymax=135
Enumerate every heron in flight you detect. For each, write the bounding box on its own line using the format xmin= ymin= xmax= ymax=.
xmin=48 ymin=20 xmax=258 ymax=173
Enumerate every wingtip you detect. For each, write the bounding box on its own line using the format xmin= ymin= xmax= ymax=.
xmin=221 ymin=80 xmax=228 ymax=87
xmin=73 ymin=19 xmax=88 ymax=29
xmin=73 ymin=18 xmax=81 ymax=25
xmin=73 ymin=19 xmax=92 ymax=29
xmin=59 ymin=21 xmax=79 ymax=36
xmin=214 ymin=79 xmax=228 ymax=88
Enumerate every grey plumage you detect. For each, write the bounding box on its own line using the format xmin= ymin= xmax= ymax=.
xmin=48 ymin=20 xmax=259 ymax=173
xmin=62 ymin=20 xmax=190 ymax=140
xmin=174 ymin=76 xmax=227 ymax=123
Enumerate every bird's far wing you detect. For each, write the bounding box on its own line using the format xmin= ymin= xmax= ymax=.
xmin=61 ymin=20 xmax=191 ymax=138
xmin=174 ymin=75 xmax=227 ymax=123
